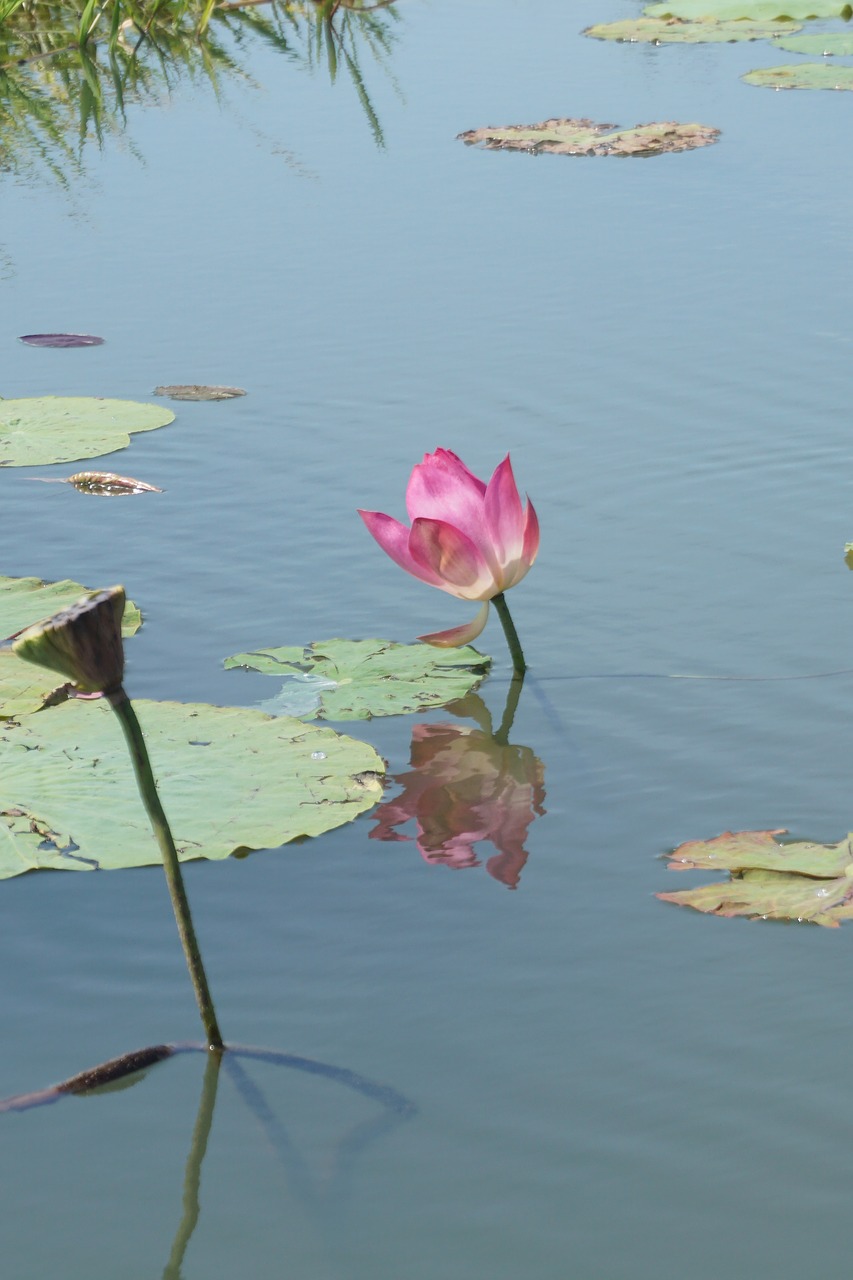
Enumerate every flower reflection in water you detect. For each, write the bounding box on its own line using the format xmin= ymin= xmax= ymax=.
xmin=370 ymin=689 xmax=545 ymax=889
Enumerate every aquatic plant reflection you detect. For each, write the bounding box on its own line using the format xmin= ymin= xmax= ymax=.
xmin=370 ymin=686 xmax=546 ymax=889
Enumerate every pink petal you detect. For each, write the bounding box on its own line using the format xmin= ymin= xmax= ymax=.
xmin=409 ymin=518 xmax=497 ymax=600
xmin=358 ymin=510 xmax=444 ymax=586
xmin=418 ymin=602 xmax=490 ymax=648
xmin=484 ymin=456 xmax=525 ymax=572
xmin=405 ymin=450 xmax=490 ymax=553
xmin=500 ymin=498 xmax=541 ymax=591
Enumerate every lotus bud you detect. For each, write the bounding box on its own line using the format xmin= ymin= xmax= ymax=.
xmin=13 ymin=586 xmax=126 ymax=694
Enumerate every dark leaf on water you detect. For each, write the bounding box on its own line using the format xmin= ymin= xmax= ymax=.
xmin=154 ymin=385 xmax=246 ymax=401
xmin=458 ymin=118 xmax=720 ymax=157
xmin=18 ymin=333 xmax=104 ymax=347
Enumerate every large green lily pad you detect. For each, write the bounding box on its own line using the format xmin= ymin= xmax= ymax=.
xmin=0 ymin=697 xmax=384 ymax=877
xmin=0 ymin=575 xmax=141 ymax=719
xmin=645 ymin=0 xmax=850 ymax=18
xmin=585 ymin=16 xmax=800 ymax=40
xmin=742 ymin=60 xmax=853 ymax=84
xmin=458 ymin=117 xmax=720 ymax=156
xmin=224 ymin=638 xmax=491 ymax=721
xmin=658 ymin=828 xmax=853 ymax=927
xmin=772 ymin=29 xmax=853 ymax=50
xmin=0 ymin=397 xmax=175 ymax=467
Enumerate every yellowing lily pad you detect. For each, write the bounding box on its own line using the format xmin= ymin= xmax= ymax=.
xmin=585 ymin=16 xmax=800 ymax=40
xmin=645 ymin=0 xmax=851 ymax=19
xmin=224 ymin=638 xmax=491 ymax=720
xmin=772 ymin=29 xmax=853 ymax=50
xmin=0 ymin=697 xmax=384 ymax=877
xmin=658 ymin=828 xmax=853 ymax=927
xmin=0 ymin=575 xmax=141 ymax=719
xmin=742 ymin=60 xmax=853 ymax=85
xmin=0 ymin=396 xmax=174 ymax=467
xmin=457 ymin=118 xmax=720 ymax=156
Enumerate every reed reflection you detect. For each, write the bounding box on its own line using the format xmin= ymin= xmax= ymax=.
xmin=370 ymin=680 xmax=546 ymax=890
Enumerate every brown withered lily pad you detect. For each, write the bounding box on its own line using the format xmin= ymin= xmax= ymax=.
xmin=457 ymin=118 xmax=720 ymax=157
xmin=153 ymin=385 xmax=246 ymax=401
xmin=32 ymin=471 xmax=162 ymax=496
xmin=584 ymin=16 xmax=800 ymax=41
xmin=658 ymin=828 xmax=853 ymax=927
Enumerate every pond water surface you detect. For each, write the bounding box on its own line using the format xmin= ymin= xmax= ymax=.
xmin=3 ymin=1 xmax=853 ymax=1276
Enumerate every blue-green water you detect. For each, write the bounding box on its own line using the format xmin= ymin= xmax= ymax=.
xmin=3 ymin=2 xmax=853 ymax=1275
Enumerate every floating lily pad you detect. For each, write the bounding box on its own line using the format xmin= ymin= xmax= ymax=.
xmin=0 ymin=697 xmax=384 ymax=878
xmin=585 ymin=16 xmax=799 ymax=40
xmin=771 ymin=29 xmax=853 ymax=50
xmin=18 ymin=334 xmax=104 ymax=348
xmin=153 ymin=385 xmax=246 ymax=401
xmin=742 ymin=60 xmax=853 ymax=84
xmin=0 ymin=575 xmax=141 ymax=719
xmin=457 ymin=118 xmax=720 ymax=156
xmin=658 ymin=828 xmax=853 ymax=927
xmin=224 ymin=638 xmax=491 ymax=721
xmin=645 ymin=0 xmax=850 ymax=19
xmin=0 ymin=397 xmax=175 ymax=467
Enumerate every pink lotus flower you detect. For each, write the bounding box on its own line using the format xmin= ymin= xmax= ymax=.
xmin=358 ymin=449 xmax=539 ymax=652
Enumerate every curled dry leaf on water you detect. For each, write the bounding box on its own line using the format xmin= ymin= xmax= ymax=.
xmin=657 ymin=828 xmax=853 ymax=927
xmin=457 ymin=118 xmax=721 ymax=157
xmin=31 ymin=472 xmax=162 ymax=495
xmin=18 ymin=333 xmax=104 ymax=348
xmin=153 ymin=385 xmax=246 ymax=401
xmin=583 ymin=16 xmax=801 ymax=41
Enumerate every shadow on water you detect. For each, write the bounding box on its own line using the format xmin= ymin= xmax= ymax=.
xmin=0 ymin=0 xmax=401 ymax=186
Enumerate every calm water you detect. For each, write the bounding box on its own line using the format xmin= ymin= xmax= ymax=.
xmin=3 ymin=1 xmax=853 ymax=1275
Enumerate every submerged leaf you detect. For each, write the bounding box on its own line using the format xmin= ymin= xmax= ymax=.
xmin=742 ymin=61 xmax=853 ymax=86
xmin=457 ymin=117 xmax=720 ymax=157
xmin=224 ymin=638 xmax=491 ymax=720
xmin=153 ymin=385 xmax=246 ymax=401
xmin=0 ymin=697 xmax=384 ymax=878
xmin=585 ymin=16 xmax=799 ymax=40
xmin=18 ymin=333 xmax=104 ymax=347
xmin=0 ymin=397 xmax=174 ymax=467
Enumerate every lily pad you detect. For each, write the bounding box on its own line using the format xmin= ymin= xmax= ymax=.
xmin=0 ymin=397 xmax=175 ymax=467
xmin=658 ymin=828 xmax=853 ymax=927
xmin=0 ymin=697 xmax=384 ymax=878
xmin=772 ymin=29 xmax=853 ymax=50
xmin=457 ymin=118 xmax=720 ymax=157
xmin=585 ymin=16 xmax=800 ymax=40
xmin=224 ymin=638 xmax=491 ymax=721
xmin=742 ymin=60 xmax=853 ymax=85
xmin=153 ymin=385 xmax=246 ymax=401
xmin=18 ymin=334 xmax=104 ymax=347
xmin=645 ymin=0 xmax=850 ymax=19
xmin=0 ymin=575 xmax=141 ymax=719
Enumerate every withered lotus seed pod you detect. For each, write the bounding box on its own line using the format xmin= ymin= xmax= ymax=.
xmin=13 ymin=586 xmax=126 ymax=694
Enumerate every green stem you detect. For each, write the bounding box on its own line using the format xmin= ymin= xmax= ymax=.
xmin=492 ymin=592 xmax=527 ymax=677
xmin=108 ymin=687 xmax=224 ymax=1050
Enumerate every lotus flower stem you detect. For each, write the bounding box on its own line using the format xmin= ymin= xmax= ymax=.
xmin=107 ymin=687 xmax=224 ymax=1051
xmin=492 ymin=592 xmax=527 ymax=677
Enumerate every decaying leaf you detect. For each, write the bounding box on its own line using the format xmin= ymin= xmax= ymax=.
xmin=584 ymin=16 xmax=799 ymax=41
xmin=0 ymin=397 xmax=174 ymax=467
xmin=742 ymin=62 xmax=853 ymax=87
xmin=18 ymin=333 xmax=104 ymax=347
xmin=60 ymin=471 xmax=162 ymax=495
xmin=658 ymin=828 xmax=853 ymax=927
xmin=457 ymin=118 xmax=720 ymax=157
xmin=153 ymin=385 xmax=246 ymax=401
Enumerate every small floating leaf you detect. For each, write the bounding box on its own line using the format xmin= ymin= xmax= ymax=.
xmin=64 ymin=471 xmax=162 ymax=495
xmin=153 ymin=385 xmax=246 ymax=401
xmin=771 ymin=29 xmax=853 ymax=51
xmin=0 ymin=574 xmax=141 ymax=719
xmin=457 ymin=118 xmax=720 ymax=157
xmin=0 ymin=698 xmax=385 ymax=877
xmin=0 ymin=397 xmax=174 ymax=468
xmin=18 ymin=333 xmax=104 ymax=348
xmin=224 ymin=638 xmax=491 ymax=720
xmin=585 ymin=16 xmax=799 ymax=40
xmin=644 ymin=0 xmax=848 ymax=19
xmin=742 ymin=61 xmax=853 ymax=86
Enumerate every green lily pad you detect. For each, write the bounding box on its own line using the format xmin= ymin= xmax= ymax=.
xmin=0 ymin=697 xmax=384 ymax=878
xmin=224 ymin=638 xmax=491 ymax=720
xmin=0 ymin=396 xmax=174 ymax=467
xmin=585 ymin=16 xmax=800 ymax=40
xmin=658 ymin=828 xmax=853 ymax=927
xmin=772 ymin=29 xmax=853 ymax=50
xmin=645 ymin=0 xmax=850 ymax=18
xmin=743 ymin=60 xmax=853 ymax=84
xmin=0 ymin=575 xmax=141 ymax=719
xmin=458 ymin=117 xmax=720 ymax=156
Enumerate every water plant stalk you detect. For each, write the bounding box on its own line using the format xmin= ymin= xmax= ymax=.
xmin=107 ymin=687 xmax=224 ymax=1050
xmin=492 ymin=591 xmax=526 ymax=677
